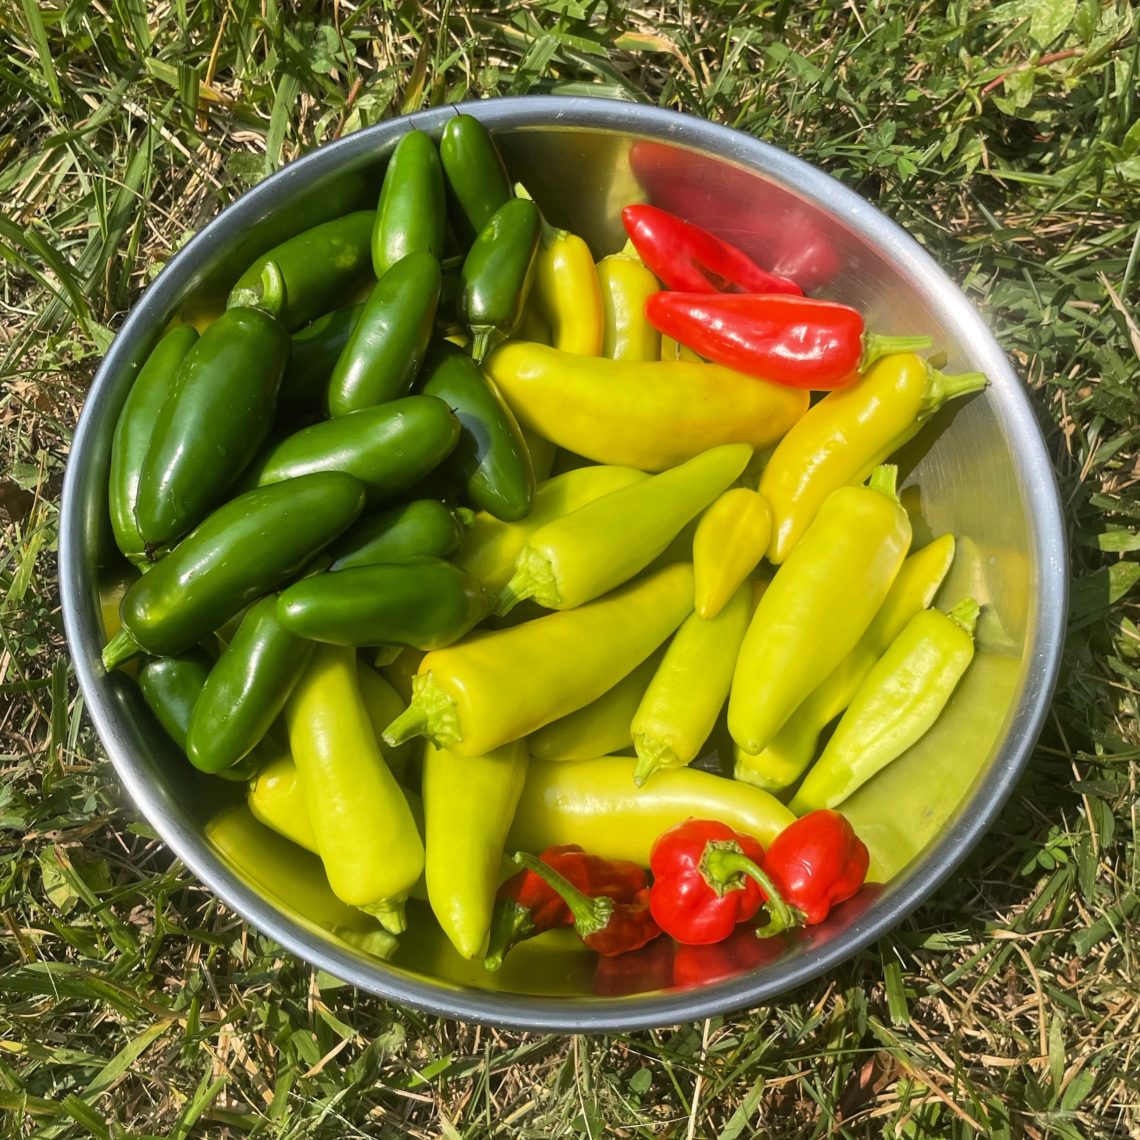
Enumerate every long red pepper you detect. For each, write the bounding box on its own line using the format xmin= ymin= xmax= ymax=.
xmin=484 ymin=844 xmax=647 ymax=969
xmin=645 ymin=292 xmax=933 ymax=390
xmin=512 ymin=851 xmax=662 ymax=957
xmin=622 ymin=205 xmax=802 ymax=297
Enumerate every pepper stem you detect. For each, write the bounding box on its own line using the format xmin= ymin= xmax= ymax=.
xmin=228 ymin=260 xmax=287 ymax=318
xmin=920 ymin=366 xmax=988 ymax=418
xmin=702 ymin=847 xmax=804 ymax=938
xmin=946 ymin=596 xmax=981 ymax=635
xmin=632 ymin=734 xmax=680 ymax=787
xmin=866 ymin=464 xmax=899 ymax=500
xmin=483 ymin=899 xmax=533 ymax=971
xmin=358 ymin=896 xmax=407 ymax=936
xmin=512 ymin=851 xmax=613 ymax=938
xmin=381 ymin=672 xmax=461 ymax=750
xmin=455 ymin=507 xmax=477 ymax=531
xmin=497 ymin=544 xmax=559 ymax=614
xmin=373 ymin=645 xmax=401 ymax=667
xmin=101 ymin=628 xmax=141 ymax=673
xmin=470 ymin=326 xmax=504 ymax=364
xmin=859 ymin=332 xmax=934 ymax=372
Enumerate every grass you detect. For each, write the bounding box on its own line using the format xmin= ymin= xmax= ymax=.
xmin=2 ymin=0 xmax=1138 ymax=1135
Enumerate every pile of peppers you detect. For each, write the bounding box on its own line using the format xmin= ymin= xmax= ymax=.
xmin=101 ymin=112 xmax=990 ymax=979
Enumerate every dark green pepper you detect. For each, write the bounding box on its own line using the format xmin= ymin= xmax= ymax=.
xmin=137 ymin=649 xmax=259 ymax=782
xmin=277 ymin=557 xmax=492 ymax=650
xmin=247 ymin=395 xmax=460 ymax=507
xmin=186 ymin=595 xmax=315 ymax=775
xmin=417 ymin=342 xmax=535 ymax=522
xmin=329 ymin=499 xmax=474 ymax=571
xmin=372 ymin=130 xmax=447 ymax=276
xmin=325 ymin=251 xmax=441 ymax=416
xmin=227 ymin=211 xmax=375 ymax=332
xmin=278 ymin=304 xmax=363 ymax=425
xmin=439 ymin=114 xmax=513 ymax=248
xmin=135 ymin=297 xmax=290 ymax=547
xmin=108 ymin=325 xmax=199 ymax=568
xmin=459 ymin=197 xmax=541 ymax=362
xmin=102 ymin=472 xmax=366 ymax=671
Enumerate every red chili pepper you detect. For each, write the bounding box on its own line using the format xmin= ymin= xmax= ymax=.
xmin=758 ymin=810 xmax=870 ymax=929
xmin=591 ymin=936 xmax=676 ymax=997
xmin=644 ymin=292 xmax=933 ymax=390
xmin=512 ymin=851 xmax=662 ymax=957
xmin=484 ymin=844 xmax=647 ymax=970
xmin=647 ymin=819 xmax=800 ymax=945
xmin=671 ymin=926 xmax=789 ymax=988
xmin=621 ymin=205 xmax=803 ymax=297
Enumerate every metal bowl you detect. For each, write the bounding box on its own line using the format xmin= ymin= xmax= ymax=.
xmin=60 ymin=96 xmax=1066 ymax=1031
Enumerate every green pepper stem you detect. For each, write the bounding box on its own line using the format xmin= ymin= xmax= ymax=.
xmin=632 ymin=734 xmax=680 ymax=787
xmin=255 ymin=260 xmax=286 ymax=319
xmin=702 ymin=847 xmax=803 ymax=938
xmin=358 ymin=896 xmax=407 ymax=936
xmin=866 ymin=464 xmax=899 ymax=500
xmin=455 ymin=507 xmax=477 ymax=531
xmin=381 ymin=672 xmax=461 ymax=750
xmin=946 ymin=596 xmax=981 ymax=635
xmin=512 ymin=851 xmax=613 ymax=938
xmin=101 ymin=628 xmax=141 ymax=673
xmin=859 ymin=332 xmax=934 ymax=372
xmin=497 ymin=545 xmax=559 ymax=614
xmin=483 ymin=900 xmax=533 ymax=972
xmin=373 ymin=645 xmax=401 ymax=667
xmin=920 ymin=366 xmax=988 ymax=417
xmin=471 ymin=327 xmax=504 ymax=365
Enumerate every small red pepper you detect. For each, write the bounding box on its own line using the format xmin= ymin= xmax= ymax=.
xmin=758 ymin=810 xmax=870 ymax=929
xmin=644 ymin=292 xmax=933 ymax=390
xmin=484 ymin=844 xmax=647 ymax=970
xmin=621 ymin=205 xmax=803 ymax=297
xmin=512 ymin=851 xmax=662 ymax=957
xmin=671 ymin=926 xmax=789 ymax=988
xmin=648 ymin=819 xmax=800 ymax=945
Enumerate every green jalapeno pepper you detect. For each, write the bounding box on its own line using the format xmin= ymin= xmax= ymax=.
xmin=424 ymin=737 xmax=529 ymax=959
xmin=728 ymin=465 xmax=912 ymax=757
xmin=277 ymin=304 xmax=363 ymax=425
xmin=498 ymin=443 xmax=751 ymax=614
xmin=325 ymin=251 xmax=441 ymax=416
xmin=455 ymin=465 xmax=648 ymax=595
xmin=227 ymin=211 xmax=375 ymax=332
xmin=206 ymin=804 xmax=399 ymax=960
xmin=101 ymin=472 xmax=366 ymax=671
xmin=632 ymin=579 xmax=754 ymax=785
xmin=277 ymin=557 xmax=492 ymax=651
xmin=285 ymin=644 xmax=424 ymax=933
xmin=791 ymin=597 xmax=980 ymax=813
xmin=137 ymin=649 xmax=258 ymax=782
xmin=246 ymin=395 xmax=460 ymax=507
xmin=460 ymin=197 xmax=541 ymax=362
xmin=383 ymin=563 xmax=695 ymax=758
xmin=108 ymin=325 xmax=199 ymax=569
xmin=417 ymin=341 xmax=535 ymax=522
xmin=328 ymin=499 xmax=473 ymax=571
xmin=528 ymin=648 xmax=664 ymax=763
xmin=135 ymin=298 xmax=291 ymax=547
xmin=734 ymin=533 xmax=956 ymax=792
xmin=185 ymin=595 xmax=315 ymax=775
xmin=508 ymin=755 xmax=796 ymax=866
xmin=439 ymin=114 xmax=513 ymax=248
xmin=372 ymin=130 xmax=447 ymax=276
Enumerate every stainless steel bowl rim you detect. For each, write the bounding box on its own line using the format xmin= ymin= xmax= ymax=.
xmin=60 ymin=95 xmax=1067 ymax=1031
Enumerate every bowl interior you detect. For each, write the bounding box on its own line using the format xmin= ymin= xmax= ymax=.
xmin=61 ymin=98 xmax=1064 ymax=1030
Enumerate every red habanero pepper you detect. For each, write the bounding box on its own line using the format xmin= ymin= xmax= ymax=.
xmin=512 ymin=851 xmax=662 ymax=957
xmin=648 ymin=819 xmax=800 ymax=945
xmin=758 ymin=810 xmax=870 ymax=929
xmin=621 ymin=205 xmax=802 ymax=297
xmin=644 ymin=292 xmax=933 ymax=391
xmin=484 ymin=844 xmax=648 ymax=970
